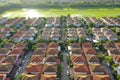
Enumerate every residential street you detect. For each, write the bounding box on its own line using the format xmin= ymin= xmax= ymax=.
xmin=15 ymin=52 xmax=33 ymax=78
xmin=61 ymin=51 xmax=69 ymax=80
xmin=102 ymin=61 xmax=116 ymax=80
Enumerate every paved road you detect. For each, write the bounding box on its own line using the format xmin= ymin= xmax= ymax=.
xmin=102 ymin=61 xmax=116 ymax=80
xmin=15 ymin=52 xmax=33 ymax=78
xmin=61 ymin=51 xmax=69 ymax=80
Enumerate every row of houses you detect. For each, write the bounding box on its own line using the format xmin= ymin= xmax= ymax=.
xmin=0 ymin=42 xmax=26 ymax=80
xmin=25 ymin=17 xmax=43 ymax=26
xmin=12 ymin=27 xmax=37 ymax=42
xmin=84 ymin=17 xmax=103 ymax=27
xmin=92 ymin=28 xmax=118 ymax=42
xmin=0 ymin=27 xmax=13 ymax=39
xmin=84 ymin=17 xmax=120 ymax=27
xmin=103 ymin=42 xmax=120 ymax=75
xmin=41 ymin=28 xmax=61 ymax=41
xmin=67 ymin=28 xmax=90 ymax=40
xmin=21 ymin=42 xmax=61 ymax=80
xmin=66 ymin=17 xmax=81 ymax=27
xmin=68 ymin=43 xmax=111 ymax=80
xmin=5 ymin=17 xmax=25 ymax=27
xmin=45 ymin=17 xmax=60 ymax=27
xmin=102 ymin=17 xmax=120 ymax=26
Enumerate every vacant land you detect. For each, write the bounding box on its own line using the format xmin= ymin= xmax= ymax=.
xmin=1 ymin=7 xmax=120 ymax=18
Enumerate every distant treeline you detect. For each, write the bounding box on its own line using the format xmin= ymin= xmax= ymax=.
xmin=0 ymin=2 xmax=120 ymax=14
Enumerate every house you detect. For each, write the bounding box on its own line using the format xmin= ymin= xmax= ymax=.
xmin=22 ymin=74 xmax=39 ymax=80
xmin=1 ymin=55 xmax=19 ymax=66
xmin=89 ymin=64 xmax=106 ymax=75
xmin=41 ymin=34 xmax=50 ymax=40
xmin=50 ymin=35 xmax=60 ymax=41
xmin=70 ymin=49 xmax=83 ymax=56
xmin=36 ymin=43 xmax=47 ymax=49
xmin=26 ymin=63 xmax=43 ymax=76
xmin=71 ymin=43 xmax=81 ymax=49
xmin=33 ymin=49 xmax=46 ymax=56
xmin=103 ymin=43 xmax=116 ymax=50
xmin=9 ymin=48 xmax=25 ymax=57
xmin=108 ymin=49 xmax=120 ymax=56
xmin=22 ymin=34 xmax=34 ymax=41
xmin=41 ymin=74 xmax=56 ymax=80
xmin=53 ymin=17 xmax=60 ymax=27
xmin=112 ymin=56 xmax=120 ymax=64
xmin=73 ymin=17 xmax=81 ymax=27
xmin=92 ymin=75 xmax=111 ymax=80
xmin=83 ymin=49 xmax=97 ymax=56
xmin=46 ymin=49 xmax=59 ymax=56
xmin=90 ymin=17 xmax=103 ymax=27
xmin=48 ymin=43 xmax=58 ymax=49
xmin=15 ymin=43 xmax=26 ymax=49
xmin=45 ymin=17 xmax=54 ymax=27
xmin=68 ymin=43 xmax=81 ymax=51
xmin=30 ymin=55 xmax=44 ymax=64
xmin=73 ymin=75 xmax=91 ymax=80
xmin=0 ymin=48 xmax=10 ymax=55
xmin=42 ymin=64 xmax=57 ymax=75
xmin=115 ymin=43 xmax=120 ymax=50
xmin=82 ymin=43 xmax=93 ymax=49
xmin=66 ymin=17 xmax=73 ymax=26
xmin=4 ymin=43 xmax=15 ymax=49
xmin=0 ymin=55 xmax=4 ymax=63
xmin=0 ymin=74 xmax=7 ymax=80
xmin=86 ymin=55 xmax=100 ymax=64
xmin=45 ymin=56 xmax=60 ymax=65
xmin=73 ymin=64 xmax=90 ymax=75
xmin=70 ymin=55 xmax=86 ymax=64
xmin=0 ymin=63 xmax=13 ymax=74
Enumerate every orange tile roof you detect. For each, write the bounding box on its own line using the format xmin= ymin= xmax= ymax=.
xmin=9 ymin=48 xmax=25 ymax=55
xmin=71 ymin=55 xmax=86 ymax=64
xmin=82 ymin=43 xmax=93 ymax=49
xmin=73 ymin=64 xmax=90 ymax=74
xmin=26 ymin=63 xmax=43 ymax=76
xmin=30 ymin=55 xmax=44 ymax=63
xmin=0 ymin=55 xmax=4 ymax=62
xmin=46 ymin=49 xmax=58 ymax=55
xmin=48 ymin=43 xmax=58 ymax=48
xmin=115 ymin=43 xmax=120 ymax=49
xmin=83 ymin=49 xmax=97 ymax=55
xmin=15 ymin=43 xmax=26 ymax=49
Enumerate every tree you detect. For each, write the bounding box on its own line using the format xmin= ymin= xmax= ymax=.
xmin=105 ymin=56 xmax=113 ymax=65
xmin=57 ymin=65 xmax=62 ymax=78
xmin=58 ymin=41 xmax=65 ymax=50
xmin=78 ymin=37 xmax=86 ymax=44
xmin=16 ymin=74 xmax=23 ymax=80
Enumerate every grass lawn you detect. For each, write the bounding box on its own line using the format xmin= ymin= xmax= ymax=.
xmin=0 ymin=7 xmax=120 ymax=18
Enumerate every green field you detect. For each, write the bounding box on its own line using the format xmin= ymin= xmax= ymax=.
xmin=0 ymin=8 xmax=120 ymax=18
